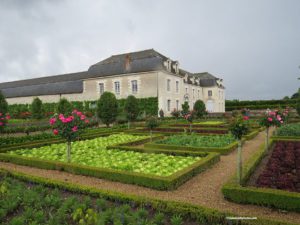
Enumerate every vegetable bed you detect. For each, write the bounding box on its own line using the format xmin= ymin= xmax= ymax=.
xmin=256 ymin=141 xmax=300 ymax=193
xmin=0 ymin=175 xmax=197 ymax=225
xmin=1 ymin=134 xmax=219 ymax=190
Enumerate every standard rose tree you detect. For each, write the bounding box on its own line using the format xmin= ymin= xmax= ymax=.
xmin=229 ymin=115 xmax=249 ymax=184
xmin=49 ymin=110 xmax=89 ymax=162
xmin=0 ymin=112 xmax=10 ymax=133
xmin=259 ymin=109 xmax=286 ymax=152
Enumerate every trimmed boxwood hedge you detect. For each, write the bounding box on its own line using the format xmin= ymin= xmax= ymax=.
xmin=144 ymin=141 xmax=238 ymax=155
xmin=222 ymin=139 xmax=300 ymax=212
xmin=0 ymin=169 xmax=297 ymax=225
xmin=0 ymin=151 xmax=219 ymax=190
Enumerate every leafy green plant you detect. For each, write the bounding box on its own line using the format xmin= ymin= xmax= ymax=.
xmin=97 ymin=92 xmax=118 ymax=127
xmin=181 ymin=102 xmax=189 ymax=116
xmin=170 ymin=214 xmax=183 ymax=225
xmin=153 ymin=212 xmax=165 ymax=225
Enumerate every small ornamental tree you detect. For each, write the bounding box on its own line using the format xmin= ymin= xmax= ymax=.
xmin=31 ymin=97 xmax=43 ymax=119
xmin=57 ymin=98 xmax=72 ymax=115
xmin=181 ymin=102 xmax=189 ymax=116
xmin=193 ymin=100 xmax=206 ymax=118
xmin=124 ymin=95 xmax=139 ymax=129
xmin=184 ymin=111 xmax=194 ymax=132
xmin=259 ymin=110 xmax=284 ymax=152
xmin=146 ymin=116 xmax=159 ymax=141
xmin=49 ymin=110 xmax=89 ymax=162
xmin=171 ymin=108 xmax=180 ymax=120
xmin=96 ymin=92 xmax=118 ymax=127
xmin=229 ymin=115 xmax=249 ymax=184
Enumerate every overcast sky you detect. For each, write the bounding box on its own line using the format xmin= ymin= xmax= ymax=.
xmin=0 ymin=0 xmax=299 ymax=100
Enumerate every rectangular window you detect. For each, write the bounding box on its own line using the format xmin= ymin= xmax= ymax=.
xmin=114 ymin=81 xmax=120 ymax=95
xmin=167 ymin=100 xmax=171 ymax=111
xmin=176 ymin=81 xmax=179 ymax=93
xmin=192 ymin=89 xmax=195 ymax=98
xmin=176 ymin=100 xmax=179 ymax=110
xmin=198 ymin=89 xmax=200 ymax=98
xmin=167 ymin=79 xmax=171 ymax=91
xmin=99 ymin=83 xmax=104 ymax=95
xmin=131 ymin=80 xmax=138 ymax=94
xmin=185 ymin=87 xmax=188 ymax=93
xmin=208 ymin=90 xmax=212 ymax=97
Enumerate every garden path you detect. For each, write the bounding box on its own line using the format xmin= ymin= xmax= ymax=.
xmin=1 ymin=130 xmax=300 ymax=224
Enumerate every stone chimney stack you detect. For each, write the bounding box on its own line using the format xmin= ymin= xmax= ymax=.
xmin=125 ymin=54 xmax=131 ymax=71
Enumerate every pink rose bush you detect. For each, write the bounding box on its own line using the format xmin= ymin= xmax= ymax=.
xmin=49 ymin=109 xmax=89 ymax=141
xmin=259 ymin=109 xmax=288 ymax=128
xmin=49 ymin=110 xmax=89 ymax=162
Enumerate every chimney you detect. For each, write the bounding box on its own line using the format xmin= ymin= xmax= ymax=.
xmin=125 ymin=54 xmax=131 ymax=71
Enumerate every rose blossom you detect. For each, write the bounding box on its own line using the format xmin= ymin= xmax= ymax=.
xmin=80 ymin=115 xmax=86 ymax=120
xmin=85 ymin=119 xmax=89 ymax=124
xmin=243 ymin=116 xmax=249 ymax=121
xmin=49 ymin=118 xmax=56 ymax=125
xmin=267 ymin=117 xmax=273 ymax=122
xmin=53 ymin=129 xmax=59 ymax=135
xmin=72 ymin=126 xmax=78 ymax=132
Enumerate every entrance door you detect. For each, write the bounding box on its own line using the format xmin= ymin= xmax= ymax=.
xmin=206 ymin=100 xmax=214 ymax=112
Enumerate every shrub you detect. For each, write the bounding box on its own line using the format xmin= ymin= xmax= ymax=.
xmin=159 ymin=109 xmax=164 ymax=118
xmin=31 ymin=97 xmax=43 ymax=119
xmin=171 ymin=108 xmax=180 ymax=119
xmin=0 ymin=91 xmax=8 ymax=115
xmin=181 ymin=102 xmax=189 ymax=116
xmin=124 ymin=95 xmax=139 ymax=128
xmin=146 ymin=116 xmax=159 ymax=141
xmin=57 ymin=98 xmax=72 ymax=114
xmin=193 ymin=100 xmax=206 ymax=118
xmin=97 ymin=92 xmax=118 ymax=127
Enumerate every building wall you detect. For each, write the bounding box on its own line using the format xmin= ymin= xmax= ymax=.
xmin=6 ymin=70 xmax=225 ymax=114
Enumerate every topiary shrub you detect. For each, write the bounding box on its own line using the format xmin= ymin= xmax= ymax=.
xmin=181 ymin=102 xmax=189 ymax=116
xmin=97 ymin=92 xmax=118 ymax=127
xmin=57 ymin=98 xmax=72 ymax=115
xmin=31 ymin=97 xmax=43 ymax=119
xmin=124 ymin=95 xmax=139 ymax=128
xmin=193 ymin=100 xmax=206 ymax=118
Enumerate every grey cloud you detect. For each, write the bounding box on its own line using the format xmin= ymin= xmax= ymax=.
xmin=0 ymin=0 xmax=299 ymax=100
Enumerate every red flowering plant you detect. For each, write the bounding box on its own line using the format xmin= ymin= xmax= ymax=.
xmin=49 ymin=109 xmax=89 ymax=162
xmin=0 ymin=112 xmax=10 ymax=133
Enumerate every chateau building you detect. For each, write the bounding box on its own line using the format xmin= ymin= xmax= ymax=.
xmin=0 ymin=49 xmax=225 ymax=115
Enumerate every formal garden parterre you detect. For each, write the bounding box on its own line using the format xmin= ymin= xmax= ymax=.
xmin=1 ymin=91 xmax=300 ymax=224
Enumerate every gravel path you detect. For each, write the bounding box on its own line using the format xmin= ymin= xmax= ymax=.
xmin=1 ymin=130 xmax=300 ymax=224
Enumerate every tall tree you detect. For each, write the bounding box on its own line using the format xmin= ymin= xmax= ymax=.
xmin=124 ymin=95 xmax=139 ymax=129
xmin=97 ymin=92 xmax=118 ymax=127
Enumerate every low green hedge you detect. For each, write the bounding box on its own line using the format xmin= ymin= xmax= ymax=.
xmin=0 ymin=151 xmax=219 ymax=190
xmin=144 ymin=141 xmax=238 ymax=155
xmin=222 ymin=139 xmax=300 ymax=212
xmin=0 ymin=169 xmax=297 ymax=225
xmin=243 ymin=129 xmax=259 ymax=141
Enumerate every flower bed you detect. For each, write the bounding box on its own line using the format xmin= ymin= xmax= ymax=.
xmin=256 ymin=141 xmax=300 ymax=193
xmin=0 ymin=134 xmax=219 ymax=190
